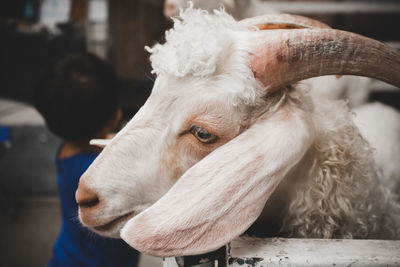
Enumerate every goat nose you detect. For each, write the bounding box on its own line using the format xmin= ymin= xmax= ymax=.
xmin=76 ymin=180 xmax=100 ymax=208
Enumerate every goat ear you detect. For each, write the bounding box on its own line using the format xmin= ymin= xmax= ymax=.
xmin=121 ymin=107 xmax=314 ymax=257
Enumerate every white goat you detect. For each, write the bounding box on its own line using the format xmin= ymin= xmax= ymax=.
xmin=76 ymin=8 xmax=400 ymax=257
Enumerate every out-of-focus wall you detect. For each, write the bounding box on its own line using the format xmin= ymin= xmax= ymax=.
xmin=108 ymin=0 xmax=171 ymax=80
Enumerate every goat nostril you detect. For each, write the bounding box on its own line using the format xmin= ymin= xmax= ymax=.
xmin=76 ymin=180 xmax=100 ymax=208
xmin=79 ymin=198 xmax=100 ymax=208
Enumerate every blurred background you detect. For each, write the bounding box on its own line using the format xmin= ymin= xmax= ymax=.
xmin=0 ymin=0 xmax=399 ymax=266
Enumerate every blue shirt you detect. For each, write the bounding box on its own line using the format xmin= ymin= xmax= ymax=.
xmin=50 ymin=151 xmax=139 ymax=267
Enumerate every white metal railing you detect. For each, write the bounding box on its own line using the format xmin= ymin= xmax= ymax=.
xmin=163 ymin=236 xmax=400 ymax=267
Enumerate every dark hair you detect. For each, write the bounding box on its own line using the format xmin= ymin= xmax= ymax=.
xmin=35 ymin=53 xmax=120 ymax=141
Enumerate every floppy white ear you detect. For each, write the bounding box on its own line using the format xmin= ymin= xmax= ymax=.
xmin=89 ymin=139 xmax=111 ymax=148
xmin=121 ymin=106 xmax=314 ymax=257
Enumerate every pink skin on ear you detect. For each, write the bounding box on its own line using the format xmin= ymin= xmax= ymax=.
xmin=120 ymin=106 xmax=314 ymax=257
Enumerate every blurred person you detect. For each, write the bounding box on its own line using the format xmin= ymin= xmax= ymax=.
xmin=34 ymin=52 xmax=139 ymax=267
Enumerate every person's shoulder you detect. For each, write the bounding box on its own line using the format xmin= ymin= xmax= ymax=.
xmin=58 ymin=141 xmax=101 ymax=160
xmin=56 ymin=142 xmax=99 ymax=174
xmin=58 ymin=143 xmax=81 ymax=160
xmin=56 ymin=144 xmax=98 ymax=176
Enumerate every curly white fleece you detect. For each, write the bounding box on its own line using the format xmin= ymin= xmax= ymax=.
xmin=147 ymin=6 xmax=236 ymax=77
xmin=279 ymin=90 xmax=400 ymax=239
xmin=146 ymin=6 xmax=263 ymax=107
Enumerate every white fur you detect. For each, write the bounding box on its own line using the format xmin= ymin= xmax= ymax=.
xmin=77 ymin=7 xmax=400 ymax=256
xmin=354 ymin=103 xmax=400 ymax=193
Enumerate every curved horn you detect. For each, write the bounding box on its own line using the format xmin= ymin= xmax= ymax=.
xmin=249 ymin=29 xmax=400 ymax=90
xmin=239 ymin=14 xmax=331 ymax=30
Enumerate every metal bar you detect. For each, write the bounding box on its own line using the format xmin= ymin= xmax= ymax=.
xmin=163 ymin=257 xmax=215 ymax=267
xmin=163 ymin=246 xmax=226 ymax=267
xmin=259 ymin=1 xmax=400 ymax=14
xmin=228 ymin=236 xmax=400 ymax=266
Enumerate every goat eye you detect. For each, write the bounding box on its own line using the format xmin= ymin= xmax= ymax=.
xmin=190 ymin=126 xmax=218 ymax=144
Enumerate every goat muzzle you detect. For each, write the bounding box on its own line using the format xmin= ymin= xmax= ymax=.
xmin=76 ymin=179 xmax=100 ymax=210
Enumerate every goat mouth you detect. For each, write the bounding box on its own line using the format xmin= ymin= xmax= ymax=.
xmin=93 ymin=212 xmax=136 ymax=232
